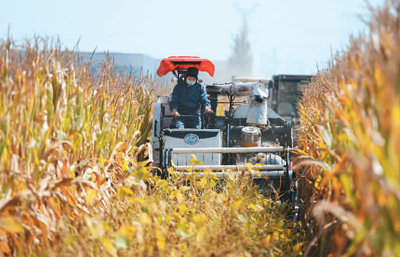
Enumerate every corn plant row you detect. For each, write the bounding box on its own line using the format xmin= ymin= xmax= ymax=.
xmin=0 ymin=38 xmax=302 ymax=256
xmin=296 ymin=1 xmax=400 ymax=256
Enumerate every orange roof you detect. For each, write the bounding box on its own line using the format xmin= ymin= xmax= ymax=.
xmin=157 ymin=56 xmax=215 ymax=77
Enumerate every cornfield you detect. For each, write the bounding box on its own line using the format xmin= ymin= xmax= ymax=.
xmin=2 ymin=1 xmax=399 ymax=256
xmin=0 ymin=38 xmax=301 ymax=256
xmin=296 ymin=1 xmax=400 ymax=256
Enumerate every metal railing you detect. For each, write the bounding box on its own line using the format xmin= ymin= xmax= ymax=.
xmin=165 ymin=146 xmax=288 ymax=178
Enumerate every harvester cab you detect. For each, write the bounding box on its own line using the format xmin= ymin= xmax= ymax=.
xmin=271 ymin=74 xmax=314 ymax=125
xmin=153 ymin=56 xmax=297 ymax=211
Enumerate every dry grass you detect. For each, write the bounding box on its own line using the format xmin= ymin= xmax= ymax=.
xmin=296 ymin=1 xmax=400 ymax=256
xmin=0 ymin=37 xmax=302 ymax=256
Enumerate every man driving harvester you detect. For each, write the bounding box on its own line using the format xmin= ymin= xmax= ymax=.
xmin=169 ymin=67 xmax=213 ymax=129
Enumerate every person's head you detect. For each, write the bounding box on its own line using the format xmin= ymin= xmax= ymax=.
xmin=185 ymin=67 xmax=199 ymax=86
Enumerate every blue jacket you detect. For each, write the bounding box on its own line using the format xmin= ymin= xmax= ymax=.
xmin=169 ymin=82 xmax=211 ymax=115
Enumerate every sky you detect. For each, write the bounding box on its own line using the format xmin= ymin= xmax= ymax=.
xmin=1 ymin=0 xmax=385 ymax=77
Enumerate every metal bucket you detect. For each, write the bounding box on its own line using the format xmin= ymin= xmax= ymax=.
xmin=239 ymin=126 xmax=261 ymax=147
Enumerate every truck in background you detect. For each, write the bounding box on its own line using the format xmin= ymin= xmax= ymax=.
xmin=270 ymin=74 xmax=314 ymax=125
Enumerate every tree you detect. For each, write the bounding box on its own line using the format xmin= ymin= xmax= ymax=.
xmin=228 ymin=19 xmax=253 ymax=76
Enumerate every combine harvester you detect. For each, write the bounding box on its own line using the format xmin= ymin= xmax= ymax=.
xmin=153 ymin=56 xmax=298 ymax=215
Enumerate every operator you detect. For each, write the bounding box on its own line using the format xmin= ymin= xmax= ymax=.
xmin=169 ymin=67 xmax=213 ymax=129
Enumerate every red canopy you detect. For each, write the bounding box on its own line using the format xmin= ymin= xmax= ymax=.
xmin=157 ymin=56 xmax=215 ymax=77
